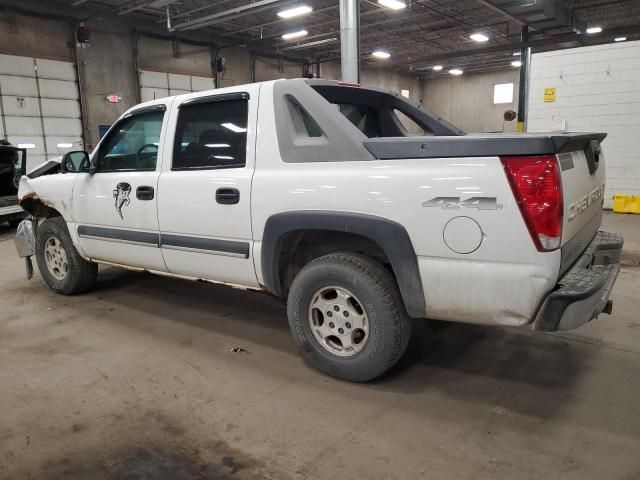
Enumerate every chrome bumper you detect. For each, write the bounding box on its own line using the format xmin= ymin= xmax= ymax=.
xmin=534 ymin=231 xmax=623 ymax=332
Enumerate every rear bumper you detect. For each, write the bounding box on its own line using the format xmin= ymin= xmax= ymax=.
xmin=534 ymin=231 xmax=623 ymax=332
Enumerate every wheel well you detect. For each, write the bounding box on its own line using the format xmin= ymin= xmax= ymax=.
xmin=277 ymin=230 xmax=392 ymax=295
xmin=19 ymin=195 xmax=62 ymax=219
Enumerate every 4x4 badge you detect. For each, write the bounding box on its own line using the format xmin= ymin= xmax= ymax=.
xmin=422 ymin=196 xmax=503 ymax=210
xmin=113 ymin=182 xmax=132 ymax=219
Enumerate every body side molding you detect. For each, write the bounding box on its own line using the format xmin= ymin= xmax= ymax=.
xmin=77 ymin=226 xmax=249 ymax=257
xmin=261 ymin=210 xmax=426 ymax=318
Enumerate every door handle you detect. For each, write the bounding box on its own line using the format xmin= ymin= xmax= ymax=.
xmin=136 ymin=185 xmax=155 ymax=200
xmin=216 ymin=188 xmax=240 ymax=205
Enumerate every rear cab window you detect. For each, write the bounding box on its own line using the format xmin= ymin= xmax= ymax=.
xmin=309 ymin=81 xmax=463 ymax=138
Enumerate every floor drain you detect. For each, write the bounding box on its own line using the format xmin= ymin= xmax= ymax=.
xmin=621 ymin=253 xmax=640 ymax=267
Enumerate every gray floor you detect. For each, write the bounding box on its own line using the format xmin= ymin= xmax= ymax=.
xmin=1 ymin=211 xmax=639 ymax=480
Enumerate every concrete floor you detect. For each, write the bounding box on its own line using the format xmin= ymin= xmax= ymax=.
xmin=1 ymin=211 xmax=639 ymax=480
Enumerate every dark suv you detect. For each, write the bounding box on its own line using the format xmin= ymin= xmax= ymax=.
xmin=0 ymin=140 xmax=27 ymax=228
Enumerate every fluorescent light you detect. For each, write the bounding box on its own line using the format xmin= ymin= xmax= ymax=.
xmin=449 ymin=68 xmax=463 ymax=75
xmin=377 ymin=0 xmax=406 ymax=9
xmin=279 ymin=37 xmax=337 ymax=51
xmin=432 ymin=65 xmax=443 ymax=71
xmin=513 ymin=52 xmax=521 ymax=56
xmin=586 ymin=26 xmax=602 ymax=34
xmin=372 ymin=50 xmax=391 ymax=59
xmin=205 ymin=143 xmax=230 ymax=148
xmin=57 ymin=143 xmax=73 ymax=148
xmin=615 ymin=36 xmax=627 ymax=42
xmin=511 ymin=60 xmax=522 ymax=67
xmin=214 ymin=155 xmax=234 ymax=160
xmin=277 ymin=5 xmax=312 ymax=18
xmin=282 ymin=29 xmax=308 ymax=40
xmin=18 ymin=143 xmax=36 ymax=149
xmin=470 ymin=33 xmax=489 ymax=42
xmin=221 ymin=123 xmax=247 ymax=133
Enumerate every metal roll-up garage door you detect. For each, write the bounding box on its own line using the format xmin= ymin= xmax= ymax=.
xmin=139 ymin=70 xmax=215 ymax=102
xmin=0 ymin=54 xmax=83 ymax=171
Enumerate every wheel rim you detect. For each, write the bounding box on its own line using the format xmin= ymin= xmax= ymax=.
xmin=308 ymin=286 xmax=369 ymax=357
xmin=44 ymin=236 xmax=69 ymax=281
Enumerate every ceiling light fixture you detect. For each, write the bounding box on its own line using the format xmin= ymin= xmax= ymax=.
xmin=282 ymin=29 xmax=308 ymax=40
xmin=449 ymin=68 xmax=463 ymax=75
xmin=470 ymin=33 xmax=489 ymax=42
xmin=586 ymin=26 xmax=602 ymax=34
xmin=513 ymin=52 xmax=521 ymax=56
xmin=279 ymin=37 xmax=338 ymax=51
xmin=277 ymin=5 xmax=312 ymax=19
xmin=432 ymin=65 xmax=443 ymax=71
xmin=511 ymin=60 xmax=522 ymax=67
xmin=614 ymin=36 xmax=627 ymax=42
xmin=17 ymin=143 xmax=36 ymax=149
xmin=372 ymin=50 xmax=391 ymax=59
xmin=57 ymin=143 xmax=73 ymax=148
xmin=377 ymin=0 xmax=406 ymax=10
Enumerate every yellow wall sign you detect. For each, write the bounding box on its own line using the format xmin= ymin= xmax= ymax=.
xmin=544 ymin=87 xmax=556 ymax=102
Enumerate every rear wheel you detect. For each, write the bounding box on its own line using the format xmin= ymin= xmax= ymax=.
xmin=287 ymin=252 xmax=411 ymax=382
xmin=35 ymin=217 xmax=98 ymax=295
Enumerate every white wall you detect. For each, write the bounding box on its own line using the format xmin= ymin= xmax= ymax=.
xmin=422 ymin=70 xmax=520 ymax=133
xmin=527 ymin=40 xmax=640 ymax=207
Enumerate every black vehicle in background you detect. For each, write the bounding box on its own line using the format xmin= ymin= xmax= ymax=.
xmin=0 ymin=140 xmax=27 ymax=228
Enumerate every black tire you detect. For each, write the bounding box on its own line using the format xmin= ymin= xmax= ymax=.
xmin=287 ymin=252 xmax=411 ymax=382
xmin=8 ymin=218 xmax=22 ymax=229
xmin=35 ymin=217 xmax=98 ymax=295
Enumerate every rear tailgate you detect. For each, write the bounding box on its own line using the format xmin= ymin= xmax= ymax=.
xmin=557 ymin=136 xmax=607 ymax=274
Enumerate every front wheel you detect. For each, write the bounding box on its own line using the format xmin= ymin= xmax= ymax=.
xmin=287 ymin=252 xmax=411 ymax=382
xmin=35 ymin=217 xmax=98 ymax=295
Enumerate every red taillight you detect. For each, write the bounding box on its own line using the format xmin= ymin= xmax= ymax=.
xmin=336 ymin=81 xmax=361 ymax=87
xmin=500 ymin=155 xmax=563 ymax=251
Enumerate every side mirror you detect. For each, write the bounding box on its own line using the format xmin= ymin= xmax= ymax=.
xmin=61 ymin=151 xmax=90 ymax=174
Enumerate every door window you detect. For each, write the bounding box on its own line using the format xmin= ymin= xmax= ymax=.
xmin=173 ymin=98 xmax=248 ymax=170
xmin=96 ymin=110 xmax=164 ymax=172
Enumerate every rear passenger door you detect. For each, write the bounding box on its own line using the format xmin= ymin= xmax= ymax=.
xmin=157 ymin=88 xmax=259 ymax=287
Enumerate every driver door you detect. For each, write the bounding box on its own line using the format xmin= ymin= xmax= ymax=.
xmin=72 ymin=102 xmax=170 ymax=271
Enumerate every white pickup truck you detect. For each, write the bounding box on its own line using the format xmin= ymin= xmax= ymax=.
xmin=14 ymin=78 xmax=622 ymax=382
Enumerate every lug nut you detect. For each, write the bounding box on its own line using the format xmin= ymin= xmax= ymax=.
xmin=346 ymin=322 xmax=351 ymax=329
xmin=327 ymin=311 xmax=333 ymax=317
xmin=338 ymin=328 xmax=344 ymax=334
xmin=329 ymin=322 xmax=335 ymax=328
xmin=343 ymin=311 xmax=349 ymax=317
xmin=334 ymin=305 xmax=340 ymax=311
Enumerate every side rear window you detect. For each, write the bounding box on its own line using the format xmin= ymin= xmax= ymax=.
xmin=284 ymin=95 xmax=324 ymax=139
xmin=173 ymin=98 xmax=248 ymax=170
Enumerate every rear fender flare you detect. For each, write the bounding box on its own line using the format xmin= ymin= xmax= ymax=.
xmin=261 ymin=211 xmax=426 ymax=318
